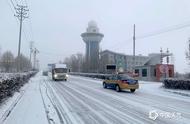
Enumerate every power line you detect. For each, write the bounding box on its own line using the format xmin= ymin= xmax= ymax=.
xmin=136 ymin=22 xmax=190 ymax=40
xmin=10 ymin=0 xmax=16 ymax=9
xmin=8 ymin=0 xmax=30 ymax=41
xmin=21 ymin=0 xmax=34 ymax=41
xmin=7 ymin=0 xmax=17 ymax=15
xmin=6 ymin=0 xmax=31 ymax=62
xmin=109 ymin=21 xmax=190 ymax=50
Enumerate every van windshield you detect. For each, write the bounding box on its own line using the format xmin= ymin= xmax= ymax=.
xmin=54 ymin=68 xmax=67 ymax=73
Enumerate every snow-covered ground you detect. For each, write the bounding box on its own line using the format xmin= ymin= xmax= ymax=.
xmin=0 ymin=74 xmax=190 ymax=124
xmin=0 ymin=73 xmax=48 ymax=124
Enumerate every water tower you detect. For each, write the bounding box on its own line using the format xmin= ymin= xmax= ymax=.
xmin=81 ymin=21 xmax=104 ymax=72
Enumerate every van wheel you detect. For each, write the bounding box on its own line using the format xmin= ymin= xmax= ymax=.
xmin=115 ymin=85 xmax=120 ymax=92
xmin=103 ymin=82 xmax=107 ymax=88
xmin=130 ymin=89 xmax=135 ymax=93
xmin=65 ymin=79 xmax=67 ymax=81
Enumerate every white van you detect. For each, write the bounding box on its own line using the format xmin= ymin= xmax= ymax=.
xmin=49 ymin=64 xmax=68 ymax=81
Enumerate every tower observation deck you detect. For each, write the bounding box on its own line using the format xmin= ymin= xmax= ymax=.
xmin=81 ymin=21 xmax=104 ymax=72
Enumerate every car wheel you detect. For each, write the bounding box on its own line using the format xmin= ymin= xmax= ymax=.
xmin=65 ymin=79 xmax=67 ymax=81
xmin=115 ymin=85 xmax=120 ymax=92
xmin=103 ymin=82 xmax=107 ymax=88
xmin=130 ymin=89 xmax=135 ymax=93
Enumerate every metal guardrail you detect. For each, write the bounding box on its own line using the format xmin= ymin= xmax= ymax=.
xmin=69 ymin=72 xmax=110 ymax=79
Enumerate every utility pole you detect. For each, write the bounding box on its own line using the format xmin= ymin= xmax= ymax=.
xmin=29 ymin=41 xmax=34 ymax=64
xmin=15 ymin=5 xmax=29 ymax=71
xmin=166 ymin=48 xmax=169 ymax=64
xmin=33 ymin=48 xmax=39 ymax=70
xmin=160 ymin=47 xmax=163 ymax=64
xmin=133 ymin=24 xmax=136 ymax=73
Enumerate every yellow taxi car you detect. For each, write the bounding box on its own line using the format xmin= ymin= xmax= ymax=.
xmin=103 ymin=74 xmax=139 ymax=92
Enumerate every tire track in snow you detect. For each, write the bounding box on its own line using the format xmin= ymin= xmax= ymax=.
xmin=70 ymin=76 xmax=190 ymax=120
xmin=47 ymin=79 xmax=84 ymax=124
xmin=55 ymin=81 xmax=145 ymax=124
xmin=39 ymin=81 xmax=52 ymax=124
xmin=67 ymin=77 xmax=188 ymax=124
xmin=51 ymin=81 xmax=111 ymax=124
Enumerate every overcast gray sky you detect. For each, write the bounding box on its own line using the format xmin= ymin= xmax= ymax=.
xmin=0 ymin=0 xmax=190 ymax=73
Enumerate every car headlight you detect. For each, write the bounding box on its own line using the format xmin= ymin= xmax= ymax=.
xmin=66 ymin=74 xmax=69 ymax=78
xmin=54 ymin=74 xmax=58 ymax=78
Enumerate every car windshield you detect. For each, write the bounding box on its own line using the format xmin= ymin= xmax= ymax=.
xmin=54 ymin=68 xmax=67 ymax=73
xmin=118 ymin=75 xmax=132 ymax=80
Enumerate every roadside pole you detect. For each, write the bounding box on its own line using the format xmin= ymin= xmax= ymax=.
xmin=15 ymin=5 xmax=29 ymax=72
xmin=133 ymin=24 xmax=136 ymax=74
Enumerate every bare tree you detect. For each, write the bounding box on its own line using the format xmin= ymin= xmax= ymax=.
xmin=64 ymin=53 xmax=85 ymax=72
xmin=0 ymin=51 xmax=15 ymax=72
xmin=15 ymin=54 xmax=32 ymax=72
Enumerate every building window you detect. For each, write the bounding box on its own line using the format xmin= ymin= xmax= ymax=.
xmin=169 ymin=70 xmax=173 ymax=77
xmin=154 ymin=69 xmax=156 ymax=77
xmin=135 ymin=69 xmax=139 ymax=75
xmin=142 ymin=69 xmax=147 ymax=77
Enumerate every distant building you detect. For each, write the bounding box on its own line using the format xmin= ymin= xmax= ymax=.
xmin=100 ymin=50 xmax=126 ymax=73
xmin=125 ymin=55 xmax=150 ymax=72
xmin=81 ymin=21 xmax=104 ymax=72
xmin=99 ymin=50 xmax=174 ymax=81
xmin=100 ymin=50 xmax=149 ymax=73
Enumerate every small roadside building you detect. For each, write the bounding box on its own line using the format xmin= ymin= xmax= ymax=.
xmin=134 ymin=64 xmax=174 ymax=81
xmin=134 ymin=53 xmax=174 ymax=81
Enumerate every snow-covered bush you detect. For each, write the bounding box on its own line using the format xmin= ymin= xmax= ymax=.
xmin=163 ymin=78 xmax=190 ymax=90
xmin=0 ymin=71 xmax=37 ymax=103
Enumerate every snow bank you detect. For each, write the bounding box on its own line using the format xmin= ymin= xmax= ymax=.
xmin=0 ymin=71 xmax=37 ymax=103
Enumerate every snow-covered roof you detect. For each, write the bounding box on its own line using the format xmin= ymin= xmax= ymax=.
xmin=55 ymin=64 xmax=67 ymax=68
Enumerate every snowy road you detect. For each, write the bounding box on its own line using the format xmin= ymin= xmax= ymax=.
xmin=1 ymin=74 xmax=190 ymax=124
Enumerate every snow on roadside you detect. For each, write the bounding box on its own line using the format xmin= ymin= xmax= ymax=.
xmin=139 ymin=81 xmax=190 ymax=102
xmin=0 ymin=73 xmax=48 ymax=124
xmin=0 ymin=81 xmax=30 ymax=122
xmin=39 ymin=78 xmax=62 ymax=124
xmin=0 ymin=72 xmax=38 ymax=119
xmin=0 ymin=71 xmax=36 ymax=81
xmin=164 ymin=89 xmax=190 ymax=97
